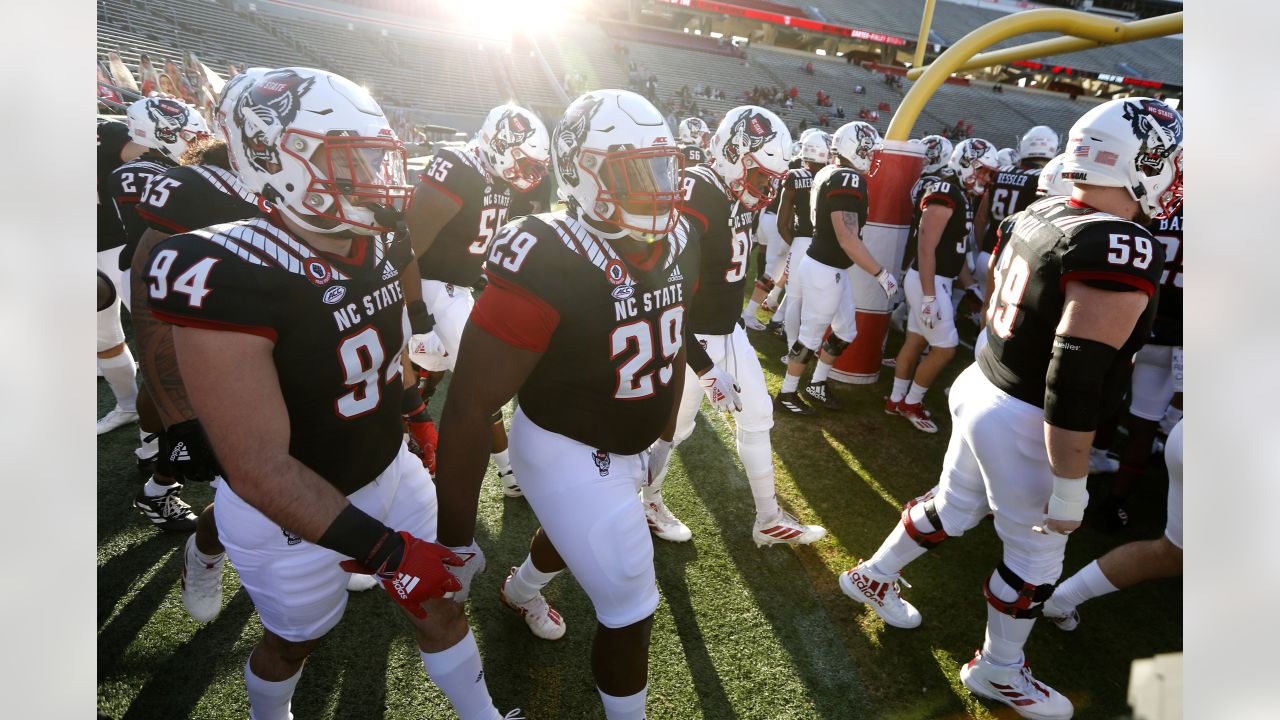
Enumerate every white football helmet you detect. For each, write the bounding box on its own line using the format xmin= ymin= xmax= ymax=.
xmin=830 ymin=121 xmax=882 ymax=175
xmin=948 ymin=138 xmax=1000 ymax=194
xmin=476 ymin=104 xmax=550 ymax=192
xmin=1061 ymin=97 xmax=1183 ymax=219
xmin=799 ymin=130 xmax=831 ymax=165
xmin=1019 ymin=125 xmax=1060 ymax=160
xmin=709 ymin=105 xmax=792 ymax=211
xmin=1037 ymin=152 xmax=1072 ymax=197
xmin=226 ymin=67 xmax=412 ymax=236
xmin=788 ymin=139 xmax=802 ymax=161
xmin=917 ymin=135 xmax=953 ymax=175
xmin=215 ymin=67 xmax=268 ymax=148
xmin=553 ymin=90 xmax=682 ymax=240
xmin=996 ymin=147 xmax=1020 ymax=170
xmin=126 ymin=97 xmax=210 ymax=162
xmin=678 ymin=117 xmax=711 ymax=149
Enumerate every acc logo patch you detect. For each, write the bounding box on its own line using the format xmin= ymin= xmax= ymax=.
xmin=322 ymin=286 xmax=347 ymax=305
xmin=611 ymin=284 xmax=634 ymax=300
xmin=305 ymin=258 xmax=331 ymax=286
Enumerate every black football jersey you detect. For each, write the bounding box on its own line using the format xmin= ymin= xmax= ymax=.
xmin=807 ymin=164 xmax=870 ymax=269
xmin=909 ymin=175 xmax=974 ymax=280
xmin=414 ymin=146 xmax=515 ymax=286
xmin=109 ymin=152 xmax=177 ymax=271
xmin=147 ymin=215 xmax=413 ymax=495
xmin=679 ymin=144 xmax=707 ymax=166
xmin=137 ymin=164 xmax=262 ymax=236
xmin=98 ymin=119 xmax=132 ymax=252
xmin=679 ymin=166 xmax=755 ymax=335
xmin=982 ymin=167 xmax=1042 ymax=253
xmin=979 ymin=196 xmax=1165 ymax=416
xmin=1148 ymin=206 xmax=1183 ymax=346
xmin=784 ymin=166 xmax=816 ymax=238
xmin=484 ymin=212 xmax=701 ymax=455
xmin=509 ymin=177 xmax=552 ymax=219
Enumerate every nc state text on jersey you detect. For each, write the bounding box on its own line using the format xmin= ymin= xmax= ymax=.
xmin=614 ymin=283 xmax=685 ymax=322
xmin=332 ymin=279 xmax=404 ymax=331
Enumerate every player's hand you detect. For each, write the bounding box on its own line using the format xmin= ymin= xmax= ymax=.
xmin=698 ymin=365 xmax=743 ymax=412
xmin=874 ymin=267 xmax=899 ymax=299
xmin=163 ymin=419 xmax=222 ymax=483
xmin=404 ymin=416 xmax=438 ymax=475
xmin=339 ymin=532 xmax=463 ymax=618
xmin=442 ymin=542 xmax=486 ymax=604
xmin=918 ymin=295 xmax=940 ymax=330
xmin=1032 ymin=475 xmax=1088 ymax=536
xmin=1035 ymin=518 xmax=1082 ymax=535
xmin=646 ymin=438 xmax=673 ymax=487
xmin=407 ymin=331 xmax=450 ymax=371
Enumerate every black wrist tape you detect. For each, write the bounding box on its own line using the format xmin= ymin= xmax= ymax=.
xmin=401 ymin=385 xmax=431 ymax=421
xmin=1044 ymin=335 xmax=1119 ymax=431
xmin=317 ymin=504 xmax=402 ymax=569
xmin=407 ymin=299 xmax=435 ymax=335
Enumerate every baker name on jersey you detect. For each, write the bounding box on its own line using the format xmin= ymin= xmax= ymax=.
xmin=613 ymin=281 xmax=686 ymax=322
xmin=1155 ymin=213 xmax=1181 ymax=232
xmin=332 ymin=278 xmax=405 ymax=331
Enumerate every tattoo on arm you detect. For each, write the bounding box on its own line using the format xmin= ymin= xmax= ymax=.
xmin=131 ymin=228 xmax=197 ymax=427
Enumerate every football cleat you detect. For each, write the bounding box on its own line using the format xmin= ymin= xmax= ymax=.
xmin=839 ymin=560 xmax=921 ymax=629
xmin=1040 ymin=595 xmax=1080 ymax=632
xmin=765 ymin=319 xmax=785 ymax=337
xmin=1088 ymin=448 xmax=1120 ymax=474
xmin=346 ymin=573 xmax=379 ymax=592
xmin=97 ymin=406 xmax=139 ymax=435
xmin=499 ymin=567 xmax=566 ymax=640
xmin=960 ymin=649 xmax=1074 ymax=720
xmin=753 ymin=512 xmax=826 ymax=547
xmin=644 ymin=496 xmax=692 ymax=542
xmin=134 ymin=482 xmax=198 ymax=532
xmin=881 ymin=357 xmax=897 ymax=368
xmin=181 ymin=534 xmax=225 ymax=623
xmin=497 ymin=468 xmax=523 ymax=498
xmin=803 ymin=381 xmax=843 ymax=411
xmin=774 ymin=391 xmax=816 ymax=416
xmin=897 ymin=402 xmax=938 ymax=433
xmin=884 ymin=397 xmax=902 ymax=415
xmin=135 ymin=431 xmax=160 ymax=464
xmin=742 ymin=315 xmax=767 ymax=332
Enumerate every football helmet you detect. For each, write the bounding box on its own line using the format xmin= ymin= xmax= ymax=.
xmin=917 ymin=135 xmax=953 ymax=175
xmin=1019 ymin=125 xmax=1060 ymax=160
xmin=948 ymin=138 xmax=1000 ymax=194
xmin=126 ymin=97 xmax=210 ymax=162
xmin=788 ymin=139 xmax=802 ymax=161
xmin=996 ymin=147 xmax=1020 ymax=169
xmin=1037 ymin=152 xmax=1073 ymax=197
xmin=830 ymin=121 xmax=881 ymax=175
xmin=475 ymin=104 xmax=550 ymax=192
xmin=678 ymin=117 xmax=712 ymax=149
xmin=709 ymin=105 xmax=792 ymax=211
xmin=215 ymin=67 xmax=268 ymax=147
xmin=225 ymin=67 xmax=412 ymax=236
xmin=799 ymin=130 xmax=831 ymax=165
xmin=553 ymin=89 xmax=682 ymax=240
xmin=1061 ymin=97 xmax=1183 ymax=219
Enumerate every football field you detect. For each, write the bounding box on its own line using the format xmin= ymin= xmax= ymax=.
xmin=97 ymin=312 xmax=1181 ymax=719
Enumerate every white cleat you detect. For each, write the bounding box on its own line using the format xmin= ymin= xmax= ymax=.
xmin=499 ymin=567 xmax=566 ymax=640
xmin=742 ymin=315 xmax=767 ymax=331
xmin=1088 ymin=448 xmax=1120 ymax=475
xmin=346 ymin=573 xmax=379 ymax=592
xmin=1041 ymin=595 xmax=1080 ymax=632
xmin=839 ymin=560 xmax=922 ymax=629
xmin=643 ymin=496 xmax=692 ymax=542
xmin=752 ymin=512 xmax=826 ymax=547
xmin=181 ymin=534 xmax=225 ymax=623
xmin=97 ymin=406 xmax=139 ymax=435
xmin=497 ymin=468 xmax=523 ymax=498
xmin=960 ymin=649 xmax=1074 ymax=720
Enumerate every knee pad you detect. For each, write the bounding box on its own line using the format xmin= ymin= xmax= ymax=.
xmin=787 ymin=341 xmax=815 ymax=364
xmin=490 ymin=410 xmax=504 ymax=426
xmin=902 ymin=496 xmax=949 ymax=548
xmin=822 ymin=333 xmax=850 ymax=357
xmin=983 ymin=561 xmax=1056 ymax=619
xmin=735 ymin=428 xmax=774 ymax=480
xmin=755 ymin=277 xmax=775 ymax=294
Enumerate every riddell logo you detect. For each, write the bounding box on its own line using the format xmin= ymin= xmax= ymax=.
xmin=393 ymin=572 xmax=419 ymax=599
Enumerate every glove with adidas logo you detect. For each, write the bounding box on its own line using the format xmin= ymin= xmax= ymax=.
xmin=339 ymin=531 xmax=463 ymax=619
xmin=698 ymin=364 xmax=743 ymax=413
xmin=441 ymin=541 xmax=486 ymax=604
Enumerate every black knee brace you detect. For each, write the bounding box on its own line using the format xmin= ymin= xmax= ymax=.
xmin=822 ymin=334 xmax=851 ymax=357
xmin=787 ymin=341 xmax=815 ymax=364
xmin=983 ymin=562 xmax=1056 ymax=619
xmin=902 ymin=496 xmax=948 ymax=548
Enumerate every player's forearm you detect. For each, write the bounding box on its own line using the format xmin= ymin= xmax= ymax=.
xmin=837 ymin=231 xmax=880 ymax=277
xmin=777 ymin=195 xmax=795 ymax=244
xmin=917 ymin=235 xmax=940 ymax=296
xmin=434 ymin=397 xmax=496 ymax=547
xmin=1044 ymin=424 xmax=1093 ymax=479
xmin=235 ymin=454 xmax=354 ymax=541
xmin=661 ymin=349 xmax=687 ymax=442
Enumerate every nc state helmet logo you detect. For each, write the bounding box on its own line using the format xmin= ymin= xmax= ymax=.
xmin=723 ymin=110 xmax=777 ymax=165
xmin=1122 ymin=99 xmax=1182 ymax=177
xmin=235 ymin=69 xmax=315 ymax=174
xmin=922 ymin=138 xmax=945 ymax=167
xmin=554 ymin=94 xmax=604 ymax=188
xmin=146 ymin=99 xmax=190 ymax=145
xmin=959 ymin=139 xmax=991 ymax=167
xmin=853 ymin=124 xmax=879 ymax=160
xmin=490 ymin=110 xmax=536 ymax=156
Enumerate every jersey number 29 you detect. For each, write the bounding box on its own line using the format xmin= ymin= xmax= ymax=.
xmin=612 ymin=307 xmax=685 ymax=399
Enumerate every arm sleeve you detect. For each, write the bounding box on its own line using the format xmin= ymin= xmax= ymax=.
xmin=146 ymin=235 xmax=281 ymax=343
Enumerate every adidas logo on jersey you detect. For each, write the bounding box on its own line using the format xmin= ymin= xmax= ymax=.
xmin=382 ymin=262 xmax=397 ymax=280
xmin=667 ymin=266 xmax=684 ymax=283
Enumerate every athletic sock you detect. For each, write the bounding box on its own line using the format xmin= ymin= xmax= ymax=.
xmin=905 ymin=382 xmax=929 ymax=405
xmin=504 ymin=554 xmax=563 ymax=605
xmin=743 ymin=300 xmax=761 ymax=319
xmin=890 ymin=376 xmax=912 ymax=403
xmin=100 ymin=349 xmax=138 ymax=412
xmin=866 ymin=510 xmax=929 ymax=577
xmin=765 ymin=285 xmax=784 ymax=310
xmin=143 ymin=476 xmax=178 ymax=497
xmin=780 ymin=373 xmax=801 ymax=394
xmin=491 ymin=449 xmax=511 ymax=475
xmin=598 ymin=686 xmax=648 ymax=720
xmin=1049 ymin=560 xmax=1118 ymax=615
xmin=770 ymin=294 xmax=787 ymax=321
xmin=982 ymin=570 xmax=1037 ymax=667
xmin=812 ymin=359 xmax=833 ymax=383
xmin=245 ymin=659 xmax=301 ymax=720
xmin=420 ymin=630 xmax=499 ymax=720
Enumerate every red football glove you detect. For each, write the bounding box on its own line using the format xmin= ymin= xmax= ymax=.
xmin=405 ymin=416 xmax=439 ymax=475
xmin=339 ymin=531 xmax=463 ymax=618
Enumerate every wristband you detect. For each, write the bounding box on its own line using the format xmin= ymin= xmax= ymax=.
xmin=318 ymin=503 xmax=403 ymax=570
xmin=401 ymin=384 xmax=430 ymax=420
xmin=407 ymin=300 xmax=435 ymax=335
xmin=1047 ymin=474 xmax=1088 ymax=522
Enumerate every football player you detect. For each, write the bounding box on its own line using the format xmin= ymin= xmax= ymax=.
xmin=886 ymin=138 xmax=999 ymax=433
xmin=147 ymin=67 xmax=511 ymax=720
xmin=975 ymin=126 xmax=1059 ymax=292
xmin=774 ymin=121 xmax=897 ymax=415
xmin=744 ymin=129 xmax=818 ymax=333
xmin=996 ymin=147 xmax=1020 ymax=170
xmin=404 ymin=103 xmax=551 ymax=496
xmin=96 ymin=117 xmax=146 ymax=435
xmin=769 ymin=129 xmax=829 ymax=348
xmin=434 ymin=89 xmax=698 ymax=720
xmin=840 ymin=98 xmax=1182 ymax=719
xmin=643 ymin=106 xmax=825 ymax=547
xmin=677 ymin=116 xmax=711 ymax=165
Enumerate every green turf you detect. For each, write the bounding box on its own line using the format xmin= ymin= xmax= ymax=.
xmin=98 ymin=296 xmax=1180 ymax=719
